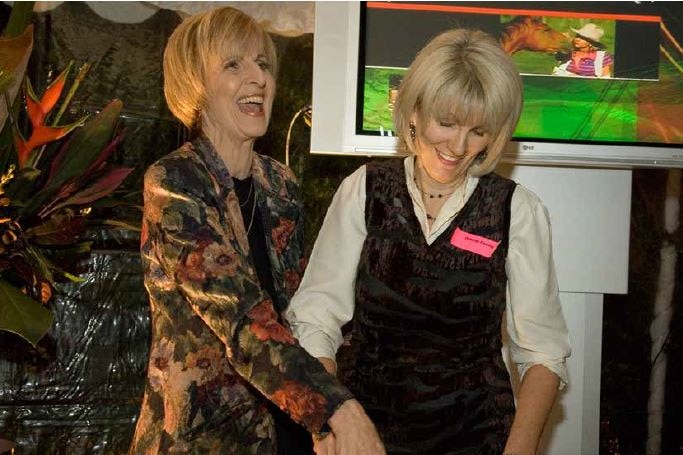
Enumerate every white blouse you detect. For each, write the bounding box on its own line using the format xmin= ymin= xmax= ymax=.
xmin=286 ymin=157 xmax=571 ymax=387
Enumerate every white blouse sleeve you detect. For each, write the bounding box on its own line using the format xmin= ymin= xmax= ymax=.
xmin=505 ymin=185 xmax=571 ymax=388
xmin=285 ymin=166 xmax=368 ymax=361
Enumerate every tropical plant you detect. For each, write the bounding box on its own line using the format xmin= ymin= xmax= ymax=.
xmin=0 ymin=60 xmax=133 ymax=347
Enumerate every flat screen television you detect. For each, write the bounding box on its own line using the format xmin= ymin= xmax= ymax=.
xmin=311 ymin=1 xmax=683 ymax=168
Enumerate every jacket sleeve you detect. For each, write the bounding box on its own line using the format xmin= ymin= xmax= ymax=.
xmin=143 ymin=158 xmax=353 ymax=434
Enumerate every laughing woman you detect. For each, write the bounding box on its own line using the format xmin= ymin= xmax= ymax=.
xmin=130 ymin=7 xmax=383 ymax=455
xmin=287 ymin=29 xmax=571 ymax=455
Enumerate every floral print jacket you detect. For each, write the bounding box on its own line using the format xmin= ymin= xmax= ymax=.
xmin=130 ymin=137 xmax=352 ymax=454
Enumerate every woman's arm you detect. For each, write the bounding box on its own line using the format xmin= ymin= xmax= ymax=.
xmin=285 ymin=166 xmax=368 ymax=367
xmin=504 ymin=185 xmax=572 ymax=453
xmin=503 ymin=365 xmax=559 ymax=455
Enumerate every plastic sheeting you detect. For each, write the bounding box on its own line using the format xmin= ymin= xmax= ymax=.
xmin=0 ymin=2 xmax=317 ymax=452
xmin=0 ymin=252 xmax=150 ymax=454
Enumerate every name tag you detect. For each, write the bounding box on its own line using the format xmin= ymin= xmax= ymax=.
xmin=450 ymin=228 xmax=500 ymax=258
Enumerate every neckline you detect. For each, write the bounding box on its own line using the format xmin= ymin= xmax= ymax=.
xmin=404 ymin=159 xmax=484 ymax=246
xmin=425 ymin=177 xmax=482 ymax=246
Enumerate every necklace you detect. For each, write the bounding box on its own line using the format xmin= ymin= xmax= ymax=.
xmin=245 ymin=192 xmax=257 ymax=235
xmin=413 ymin=159 xmax=468 ymax=223
xmin=416 ymin=176 xmax=467 ymax=222
xmin=235 ymin=178 xmax=257 ymax=234
xmin=413 ymin=177 xmax=456 ymax=199
xmin=239 ymin=179 xmax=254 ymax=207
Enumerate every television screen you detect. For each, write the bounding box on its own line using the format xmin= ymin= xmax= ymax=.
xmin=311 ymin=1 xmax=683 ymax=168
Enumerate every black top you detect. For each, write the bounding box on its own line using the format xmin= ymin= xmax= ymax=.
xmin=233 ymin=175 xmax=312 ymax=455
xmin=233 ymin=176 xmax=281 ymax=312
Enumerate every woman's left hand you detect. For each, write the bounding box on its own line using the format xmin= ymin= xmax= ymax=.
xmin=313 ymin=433 xmax=336 ymax=455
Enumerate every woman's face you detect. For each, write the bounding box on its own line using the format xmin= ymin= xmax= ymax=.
xmin=202 ymin=44 xmax=275 ymax=142
xmin=413 ymin=114 xmax=491 ymax=185
xmin=572 ymin=37 xmax=592 ymax=51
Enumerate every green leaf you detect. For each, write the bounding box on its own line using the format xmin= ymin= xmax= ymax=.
xmin=2 ymin=2 xmax=34 ymax=38
xmin=23 ymin=245 xmax=54 ymax=284
xmin=99 ymin=219 xmax=142 ymax=232
xmin=21 ymin=99 xmax=122 ymax=216
xmin=29 ymin=246 xmax=86 ymax=283
xmin=45 ymin=241 xmax=93 ymax=259
xmin=0 ymin=69 xmax=12 ymax=93
xmin=24 ymin=213 xmax=87 ymax=245
xmin=3 ymin=165 xmax=40 ymax=203
xmin=0 ymin=277 xmax=53 ymax=347
xmin=41 ymin=166 xmax=132 ymax=217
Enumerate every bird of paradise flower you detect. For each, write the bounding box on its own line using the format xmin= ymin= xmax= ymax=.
xmin=0 ymin=61 xmax=134 ymax=347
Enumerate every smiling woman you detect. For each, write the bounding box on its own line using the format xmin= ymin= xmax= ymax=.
xmin=286 ymin=28 xmax=571 ymax=455
xmin=129 ymin=6 xmax=384 ymax=455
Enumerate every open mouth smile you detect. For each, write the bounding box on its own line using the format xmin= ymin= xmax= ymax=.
xmin=436 ymin=148 xmax=461 ymax=165
xmin=237 ymin=95 xmax=265 ymax=116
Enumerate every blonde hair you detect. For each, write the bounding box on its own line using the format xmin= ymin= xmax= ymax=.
xmin=394 ymin=28 xmax=523 ymax=176
xmin=163 ymin=7 xmax=277 ymax=130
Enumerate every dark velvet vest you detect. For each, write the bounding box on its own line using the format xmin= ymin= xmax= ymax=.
xmin=341 ymin=159 xmax=517 ymax=455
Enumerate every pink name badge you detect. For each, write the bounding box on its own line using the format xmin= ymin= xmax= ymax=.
xmin=450 ymin=228 xmax=500 ymax=258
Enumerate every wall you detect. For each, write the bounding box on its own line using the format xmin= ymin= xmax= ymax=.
xmin=500 ymin=164 xmax=632 ymax=455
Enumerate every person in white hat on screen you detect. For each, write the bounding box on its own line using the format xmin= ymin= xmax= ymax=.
xmin=553 ymin=23 xmax=613 ymax=78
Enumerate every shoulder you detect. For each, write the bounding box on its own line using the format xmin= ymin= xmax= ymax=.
xmin=479 ymin=172 xmax=518 ymax=197
xmin=512 ymin=183 xmax=544 ymax=208
xmin=151 ymin=142 xmax=202 ymax=170
xmin=253 ymin=153 xmax=300 ymax=201
xmin=144 ymin=142 xmax=213 ymax=197
xmin=511 ymin=183 xmax=551 ymax=226
xmin=256 ymin=153 xmax=297 ymax=183
xmin=339 ymin=165 xmax=367 ymax=192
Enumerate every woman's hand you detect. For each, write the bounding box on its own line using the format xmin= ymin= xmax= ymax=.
xmin=327 ymin=399 xmax=385 ymax=455
xmin=313 ymin=433 xmax=336 ymax=455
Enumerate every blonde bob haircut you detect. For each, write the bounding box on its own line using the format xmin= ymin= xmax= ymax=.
xmin=394 ymin=28 xmax=523 ymax=176
xmin=163 ymin=7 xmax=277 ymax=130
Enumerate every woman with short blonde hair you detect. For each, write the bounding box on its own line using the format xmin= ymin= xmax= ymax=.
xmin=162 ymin=7 xmax=278 ymax=131
xmin=288 ymin=27 xmax=570 ymax=455
xmin=131 ymin=6 xmax=384 ymax=455
xmin=393 ymin=28 xmax=523 ymax=176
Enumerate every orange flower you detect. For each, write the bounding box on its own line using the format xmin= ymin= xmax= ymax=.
xmin=272 ymin=381 xmax=328 ymax=430
xmin=39 ymin=281 xmax=52 ymax=304
xmin=284 ymin=269 xmax=301 ymax=295
xmin=272 ymin=218 xmax=296 ymax=254
xmin=248 ymin=300 xmax=296 ymax=345
xmin=14 ymin=65 xmax=83 ymax=167
xmin=178 ymin=249 xmax=206 ymax=282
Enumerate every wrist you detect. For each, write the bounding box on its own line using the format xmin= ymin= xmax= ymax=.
xmin=328 ymin=398 xmax=361 ymax=432
xmin=317 ymin=357 xmax=337 ymax=375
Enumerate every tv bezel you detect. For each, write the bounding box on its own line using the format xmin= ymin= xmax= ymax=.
xmin=310 ymin=1 xmax=683 ymax=169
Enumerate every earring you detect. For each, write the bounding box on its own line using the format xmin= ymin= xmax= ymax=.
xmin=193 ymin=107 xmax=203 ymax=131
xmin=409 ymin=121 xmax=416 ymax=142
